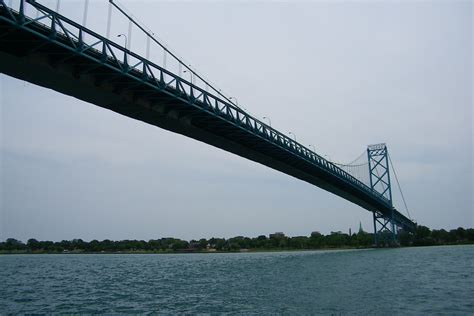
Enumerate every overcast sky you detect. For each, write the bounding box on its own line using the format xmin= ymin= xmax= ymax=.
xmin=1 ymin=0 xmax=472 ymax=242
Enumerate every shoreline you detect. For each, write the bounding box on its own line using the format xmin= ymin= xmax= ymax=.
xmin=0 ymin=247 xmax=367 ymax=255
xmin=1 ymin=244 xmax=472 ymax=255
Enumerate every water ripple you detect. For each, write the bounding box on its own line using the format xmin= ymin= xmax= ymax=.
xmin=0 ymin=246 xmax=473 ymax=314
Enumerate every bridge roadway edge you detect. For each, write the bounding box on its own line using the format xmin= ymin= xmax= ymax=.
xmin=0 ymin=48 xmax=385 ymax=214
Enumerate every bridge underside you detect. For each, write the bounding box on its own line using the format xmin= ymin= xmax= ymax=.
xmin=0 ymin=9 xmax=415 ymax=232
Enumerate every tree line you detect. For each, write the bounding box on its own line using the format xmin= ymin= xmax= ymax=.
xmin=0 ymin=226 xmax=472 ymax=253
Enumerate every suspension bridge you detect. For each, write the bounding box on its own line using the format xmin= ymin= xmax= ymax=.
xmin=0 ymin=0 xmax=417 ymax=245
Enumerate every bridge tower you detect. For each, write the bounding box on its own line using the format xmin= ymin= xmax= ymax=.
xmin=367 ymin=144 xmax=397 ymax=246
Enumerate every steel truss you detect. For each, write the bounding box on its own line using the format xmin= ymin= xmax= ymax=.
xmin=367 ymin=144 xmax=398 ymax=246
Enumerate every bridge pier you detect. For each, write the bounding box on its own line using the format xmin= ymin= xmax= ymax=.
xmin=367 ymin=144 xmax=400 ymax=247
xmin=372 ymin=211 xmax=399 ymax=247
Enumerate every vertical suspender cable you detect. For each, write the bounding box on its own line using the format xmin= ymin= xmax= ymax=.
xmin=127 ymin=18 xmax=132 ymax=50
xmin=146 ymin=36 xmax=150 ymax=59
xmin=55 ymin=0 xmax=60 ymax=12
xmin=82 ymin=0 xmax=89 ymax=27
xmin=163 ymin=50 xmax=167 ymax=69
xmin=106 ymin=1 xmax=112 ymax=39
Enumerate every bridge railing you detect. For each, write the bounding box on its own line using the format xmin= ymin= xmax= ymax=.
xmin=2 ymin=0 xmax=395 ymax=212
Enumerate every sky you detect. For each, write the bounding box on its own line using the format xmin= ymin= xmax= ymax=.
xmin=0 ymin=0 xmax=472 ymax=242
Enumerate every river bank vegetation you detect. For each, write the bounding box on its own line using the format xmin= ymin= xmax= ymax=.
xmin=1 ymin=226 xmax=472 ymax=254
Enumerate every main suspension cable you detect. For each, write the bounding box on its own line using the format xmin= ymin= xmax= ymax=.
xmin=333 ymin=150 xmax=367 ymax=167
xmin=388 ymin=153 xmax=412 ymax=220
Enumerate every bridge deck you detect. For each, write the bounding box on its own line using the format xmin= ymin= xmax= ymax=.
xmin=0 ymin=1 xmax=415 ymax=232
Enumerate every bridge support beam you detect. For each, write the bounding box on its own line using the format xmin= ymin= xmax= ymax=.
xmin=372 ymin=211 xmax=398 ymax=247
xmin=367 ymin=144 xmax=399 ymax=247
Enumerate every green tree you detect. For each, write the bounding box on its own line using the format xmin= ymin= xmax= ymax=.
xmin=27 ymin=238 xmax=41 ymax=251
xmin=4 ymin=238 xmax=25 ymax=251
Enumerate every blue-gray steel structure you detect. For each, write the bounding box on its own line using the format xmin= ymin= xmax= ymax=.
xmin=368 ymin=144 xmax=399 ymax=245
xmin=0 ymin=0 xmax=416 ymax=234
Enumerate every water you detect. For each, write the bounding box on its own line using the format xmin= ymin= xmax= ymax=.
xmin=1 ymin=245 xmax=473 ymax=314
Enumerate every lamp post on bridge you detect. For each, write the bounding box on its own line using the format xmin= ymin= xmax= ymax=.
xmin=229 ymin=96 xmax=239 ymax=107
xmin=117 ymin=33 xmax=128 ymax=67
xmin=183 ymin=68 xmax=194 ymax=84
xmin=117 ymin=33 xmax=128 ymax=50
xmin=289 ymin=132 xmax=297 ymax=142
xmin=263 ymin=116 xmax=272 ymax=127
xmin=230 ymin=97 xmax=249 ymax=112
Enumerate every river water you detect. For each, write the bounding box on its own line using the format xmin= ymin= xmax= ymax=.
xmin=1 ymin=245 xmax=473 ymax=314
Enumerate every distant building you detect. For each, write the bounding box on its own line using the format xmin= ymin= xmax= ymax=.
xmin=359 ymin=221 xmax=365 ymax=234
xmin=269 ymin=232 xmax=285 ymax=239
